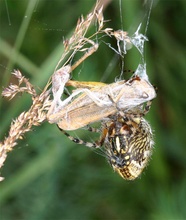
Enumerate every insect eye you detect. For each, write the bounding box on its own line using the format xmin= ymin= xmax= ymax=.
xmin=142 ymin=92 xmax=149 ymax=98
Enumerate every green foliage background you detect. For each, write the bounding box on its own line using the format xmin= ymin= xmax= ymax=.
xmin=0 ymin=0 xmax=186 ymax=219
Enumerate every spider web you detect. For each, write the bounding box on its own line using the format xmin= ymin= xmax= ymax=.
xmin=130 ymin=0 xmax=153 ymax=81
xmin=106 ymin=0 xmax=154 ymax=82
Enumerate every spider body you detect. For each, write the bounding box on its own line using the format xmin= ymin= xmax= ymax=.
xmin=103 ymin=113 xmax=153 ymax=180
xmin=49 ymin=64 xmax=156 ymax=180
xmin=60 ymin=101 xmax=154 ymax=180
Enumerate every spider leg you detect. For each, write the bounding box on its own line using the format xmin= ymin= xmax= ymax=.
xmin=143 ymin=100 xmax=152 ymax=115
xmin=142 ymin=85 xmax=157 ymax=115
xmin=58 ymin=126 xmax=99 ymax=148
xmin=83 ymin=125 xmax=101 ymax=133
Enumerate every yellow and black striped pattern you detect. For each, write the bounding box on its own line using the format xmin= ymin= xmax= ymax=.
xmin=104 ymin=115 xmax=153 ymax=180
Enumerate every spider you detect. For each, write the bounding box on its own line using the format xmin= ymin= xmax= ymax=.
xmin=59 ymin=99 xmax=154 ymax=180
xmin=47 ymin=38 xmax=156 ymax=180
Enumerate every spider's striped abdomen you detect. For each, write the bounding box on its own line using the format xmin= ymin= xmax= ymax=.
xmin=105 ymin=115 xmax=154 ymax=180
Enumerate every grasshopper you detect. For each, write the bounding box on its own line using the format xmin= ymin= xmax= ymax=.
xmin=47 ymin=65 xmax=156 ymax=131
